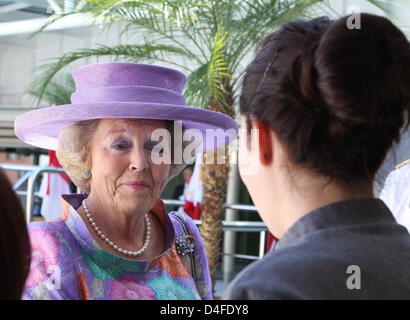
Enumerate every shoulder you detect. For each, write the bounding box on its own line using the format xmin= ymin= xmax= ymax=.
xmin=168 ymin=211 xmax=203 ymax=251
xmin=380 ymin=159 xmax=410 ymax=207
xmin=388 ymin=159 xmax=410 ymax=183
xmin=26 ymin=219 xmax=69 ymax=251
xmin=225 ymin=235 xmax=358 ymax=300
xmin=395 ymin=158 xmax=410 ymax=171
xmin=24 ymin=220 xmax=69 ymax=299
xmin=27 ymin=218 xmax=66 ymax=234
xmin=168 ymin=211 xmax=212 ymax=300
xmin=168 ymin=211 xmax=199 ymax=237
xmin=224 ymin=248 xmax=314 ymax=299
xmin=28 ymin=219 xmax=60 ymax=233
xmin=168 ymin=211 xmax=204 ymax=257
xmin=226 ymin=219 xmax=410 ymax=300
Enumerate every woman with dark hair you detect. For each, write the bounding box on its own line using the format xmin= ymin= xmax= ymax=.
xmin=225 ymin=13 xmax=410 ymax=299
xmin=0 ymin=168 xmax=31 ymax=299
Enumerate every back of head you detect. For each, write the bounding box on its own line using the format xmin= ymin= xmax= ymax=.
xmin=0 ymin=169 xmax=30 ymax=299
xmin=241 ymin=13 xmax=410 ymax=184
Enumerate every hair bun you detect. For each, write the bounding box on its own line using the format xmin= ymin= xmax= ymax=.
xmin=315 ymin=13 xmax=410 ymax=134
xmin=312 ymin=16 xmax=332 ymax=33
xmin=289 ymin=17 xmax=332 ymax=116
xmin=240 ymin=14 xmax=410 ymax=182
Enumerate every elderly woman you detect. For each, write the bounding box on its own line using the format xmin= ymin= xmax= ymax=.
xmin=225 ymin=14 xmax=410 ymax=299
xmin=14 ymin=62 xmax=237 ymax=300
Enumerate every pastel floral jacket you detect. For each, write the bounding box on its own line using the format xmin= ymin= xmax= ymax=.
xmin=23 ymin=194 xmax=212 ymax=300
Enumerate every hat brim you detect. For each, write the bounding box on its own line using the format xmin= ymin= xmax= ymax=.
xmin=14 ymin=102 xmax=238 ymax=152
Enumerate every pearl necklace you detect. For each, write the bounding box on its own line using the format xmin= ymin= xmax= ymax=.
xmin=82 ymin=199 xmax=151 ymax=257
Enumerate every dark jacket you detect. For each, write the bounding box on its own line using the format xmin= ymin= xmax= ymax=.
xmin=224 ymin=198 xmax=410 ymax=299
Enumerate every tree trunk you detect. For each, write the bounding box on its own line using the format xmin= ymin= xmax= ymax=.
xmin=200 ymin=147 xmax=231 ymax=292
xmin=199 ymin=82 xmax=235 ymax=294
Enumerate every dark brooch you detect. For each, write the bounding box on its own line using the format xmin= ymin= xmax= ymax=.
xmin=176 ymin=235 xmax=195 ymax=256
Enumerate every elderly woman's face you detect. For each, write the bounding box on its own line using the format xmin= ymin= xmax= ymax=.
xmin=89 ymin=118 xmax=170 ymax=214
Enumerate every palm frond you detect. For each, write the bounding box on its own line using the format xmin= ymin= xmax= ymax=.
xmin=184 ymin=63 xmax=210 ymax=108
xmin=29 ymin=12 xmax=78 ymax=39
xmin=227 ymin=0 xmax=325 ymax=62
xmin=31 ymin=43 xmax=195 ymax=105
xmin=66 ymin=0 xmax=199 ymax=27
xmin=226 ymin=0 xmax=330 ymax=98
xmin=28 ymin=72 xmax=75 ymax=107
xmin=111 ymin=2 xmax=209 ymax=65
xmin=365 ymin=0 xmax=395 ymax=16
xmin=207 ymin=28 xmax=231 ymax=113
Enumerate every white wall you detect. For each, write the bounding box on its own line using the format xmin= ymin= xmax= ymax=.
xmin=0 ymin=22 xmax=124 ymax=108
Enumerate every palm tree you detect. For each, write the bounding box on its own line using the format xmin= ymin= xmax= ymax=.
xmin=29 ymin=0 xmax=388 ymax=293
xmin=29 ymin=72 xmax=75 ymax=106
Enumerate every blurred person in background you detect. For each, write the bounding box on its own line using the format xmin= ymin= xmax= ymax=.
xmin=380 ymin=159 xmax=410 ymax=233
xmin=172 ymin=167 xmax=193 ymax=212
xmin=0 ymin=168 xmax=31 ymax=299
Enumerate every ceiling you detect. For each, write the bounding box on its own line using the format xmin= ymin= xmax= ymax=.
xmin=0 ymin=0 xmax=51 ymax=23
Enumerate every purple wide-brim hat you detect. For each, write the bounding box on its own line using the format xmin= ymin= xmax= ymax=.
xmin=14 ymin=62 xmax=238 ymax=152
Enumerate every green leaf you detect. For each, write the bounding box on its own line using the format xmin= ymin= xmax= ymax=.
xmin=207 ymin=27 xmax=232 ymax=112
xmin=185 ymin=63 xmax=210 ymax=108
xmin=28 ymin=72 xmax=75 ymax=107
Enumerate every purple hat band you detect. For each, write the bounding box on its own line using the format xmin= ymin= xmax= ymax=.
xmin=70 ymin=62 xmax=186 ymax=105
xmin=14 ymin=62 xmax=238 ymax=152
xmin=72 ymin=62 xmax=186 ymax=92
xmin=71 ymin=86 xmax=185 ymax=105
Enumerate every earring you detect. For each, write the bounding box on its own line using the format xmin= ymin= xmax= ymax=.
xmin=84 ymin=170 xmax=91 ymax=179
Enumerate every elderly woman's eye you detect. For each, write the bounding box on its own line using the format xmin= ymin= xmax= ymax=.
xmin=111 ymin=140 xmax=129 ymax=150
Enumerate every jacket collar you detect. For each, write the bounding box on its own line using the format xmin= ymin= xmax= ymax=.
xmin=277 ymin=198 xmax=395 ymax=249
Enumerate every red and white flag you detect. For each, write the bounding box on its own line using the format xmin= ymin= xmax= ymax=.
xmin=183 ymin=154 xmax=203 ymax=220
xmin=39 ymin=150 xmax=71 ymax=221
xmin=268 ymin=233 xmax=278 ymax=252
